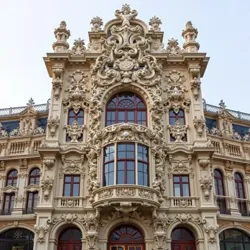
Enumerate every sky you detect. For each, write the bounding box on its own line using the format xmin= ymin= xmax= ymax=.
xmin=0 ymin=0 xmax=250 ymax=113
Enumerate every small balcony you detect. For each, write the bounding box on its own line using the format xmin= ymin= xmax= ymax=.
xmin=168 ymin=196 xmax=199 ymax=209
xmin=91 ymin=185 xmax=161 ymax=209
xmin=55 ymin=197 xmax=84 ymax=208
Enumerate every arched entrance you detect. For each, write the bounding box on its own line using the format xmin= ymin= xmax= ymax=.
xmin=58 ymin=227 xmax=82 ymax=250
xmin=108 ymin=225 xmax=145 ymax=250
xmin=0 ymin=228 xmax=34 ymax=250
xmin=171 ymin=228 xmax=196 ymax=250
xmin=220 ymin=229 xmax=250 ymax=250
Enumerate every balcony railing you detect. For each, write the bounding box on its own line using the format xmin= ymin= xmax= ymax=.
xmin=168 ymin=196 xmax=199 ymax=208
xmin=55 ymin=197 xmax=84 ymax=208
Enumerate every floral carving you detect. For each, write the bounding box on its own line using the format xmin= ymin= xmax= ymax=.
xmin=70 ymin=38 xmax=86 ymax=56
xmin=116 ymin=188 xmax=136 ymax=196
xmin=168 ymin=120 xmax=189 ymax=142
xmin=61 ymin=213 xmax=78 ymax=223
xmin=193 ymin=116 xmax=205 ymax=137
xmin=34 ymin=224 xmax=49 ymax=243
xmin=190 ymin=77 xmax=201 ymax=100
xmin=204 ymin=225 xmax=218 ymax=243
xmin=52 ymin=68 xmax=63 ymax=100
xmin=166 ymin=38 xmax=181 ymax=56
xmin=138 ymin=189 xmax=154 ymax=199
xmin=149 ymin=16 xmax=162 ymax=32
xmin=15 ymin=195 xmax=24 ymax=204
xmin=200 ymin=176 xmax=212 ymax=200
xmin=98 ymin=189 xmax=113 ymax=199
xmin=90 ymin=16 xmax=103 ymax=32
xmin=47 ymin=116 xmax=59 ymax=137
xmin=209 ymin=127 xmax=222 ymax=136
xmin=41 ymin=177 xmax=53 ymax=201
xmin=64 ymin=120 xmax=85 ymax=143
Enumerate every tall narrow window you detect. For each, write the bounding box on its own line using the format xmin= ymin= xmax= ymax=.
xmin=6 ymin=170 xmax=18 ymax=186
xmin=29 ymin=168 xmax=40 ymax=185
xmin=2 ymin=193 xmax=14 ymax=215
xmin=63 ymin=175 xmax=80 ymax=196
xmin=234 ymin=172 xmax=247 ymax=216
xmin=67 ymin=109 xmax=84 ymax=141
xmin=106 ymin=92 xmax=147 ymax=126
xmin=214 ymin=169 xmax=228 ymax=214
xmin=169 ymin=109 xmax=185 ymax=125
xmin=25 ymin=192 xmax=38 ymax=214
xmin=103 ymin=143 xmax=149 ymax=186
xmin=173 ymin=175 xmax=190 ymax=197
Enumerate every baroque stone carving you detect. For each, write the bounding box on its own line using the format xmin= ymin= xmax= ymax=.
xmin=166 ymin=38 xmax=182 ymax=56
xmin=47 ymin=116 xmax=59 ymax=137
xmin=64 ymin=120 xmax=85 ymax=143
xmin=190 ymin=77 xmax=201 ymax=100
xmin=200 ymin=176 xmax=213 ymax=200
xmin=41 ymin=177 xmax=53 ymax=200
xmin=168 ymin=120 xmax=189 ymax=142
xmin=15 ymin=195 xmax=24 ymax=204
xmin=0 ymin=123 xmax=8 ymax=137
xmin=52 ymin=68 xmax=63 ymax=100
xmin=70 ymin=38 xmax=86 ymax=56
xmin=193 ymin=116 xmax=206 ymax=137
xmin=34 ymin=224 xmax=49 ymax=243
xmin=149 ymin=16 xmax=162 ymax=32
xmin=90 ymin=16 xmax=103 ymax=32
xmin=116 ymin=188 xmax=136 ymax=196
xmin=43 ymin=158 xmax=55 ymax=169
xmin=204 ymin=225 xmax=218 ymax=243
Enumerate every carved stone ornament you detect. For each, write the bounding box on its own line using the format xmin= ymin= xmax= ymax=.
xmin=25 ymin=184 xmax=40 ymax=192
xmin=41 ymin=177 xmax=53 ymax=200
xmin=168 ymin=120 xmax=189 ymax=143
xmin=168 ymin=159 xmax=194 ymax=177
xmin=69 ymin=38 xmax=86 ymax=56
xmin=175 ymin=213 xmax=206 ymax=225
xmin=64 ymin=120 xmax=85 ymax=143
xmin=190 ymin=77 xmax=201 ymax=100
xmin=204 ymin=225 xmax=218 ymax=243
xmin=193 ymin=116 xmax=206 ymax=137
xmin=90 ymin=16 xmax=103 ymax=32
xmin=47 ymin=116 xmax=60 ymax=137
xmin=149 ymin=16 xmax=162 ymax=32
xmin=164 ymin=70 xmax=190 ymax=113
xmin=34 ymin=224 xmax=49 ymax=243
xmin=0 ymin=123 xmax=8 ymax=137
xmin=43 ymin=158 xmax=55 ymax=169
xmin=198 ymin=158 xmax=210 ymax=169
xmin=2 ymin=185 xmax=18 ymax=194
xmin=166 ymin=38 xmax=182 ymax=56
xmin=200 ymin=176 xmax=212 ymax=200
xmin=63 ymin=69 xmax=89 ymax=113
xmin=52 ymin=68 xmax=63 ymax=100
xmin=60 ymin=160 xmax=85 ymax=177
xmin=15 ymin=195 xmax=24 ymax=204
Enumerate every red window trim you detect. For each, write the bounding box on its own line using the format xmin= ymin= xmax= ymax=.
xmin=173 ymin=175 xmax=190 ymax=197
xmin=29 ymin=168 xmax=40 ymax=185
xmin=6 ymin=170 xmax=18 ymax=187
xmin=63 ymin=175 xmax=80 ymax=197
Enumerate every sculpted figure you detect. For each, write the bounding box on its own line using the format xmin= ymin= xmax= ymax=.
xmin=115 ymin=4 xmax=138 ymax=26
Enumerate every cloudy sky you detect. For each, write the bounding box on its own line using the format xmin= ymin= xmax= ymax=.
xmin=1 ymin=0 xmax=249 ymax=112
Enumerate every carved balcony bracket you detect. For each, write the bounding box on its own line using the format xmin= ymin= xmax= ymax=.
xmin=198 ymin=158 xmax=210 ymax=170
xmin=52 ymin=68 xmax=64 ymax=100
xmin=43 ymin=157 xmax=55 ymax=169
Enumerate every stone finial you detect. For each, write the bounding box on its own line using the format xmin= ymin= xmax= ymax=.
xmin=52 ymin=21 xmax=71 ymax=52
xmin=115 ymin=4 xmax=138 ymax=26
xmin=70 ymin=38 xmax=86 ymax=56
xmin=27 ymin=98 xmax=35 ymax=107
xmin=149 ymin=16 xmax=162 ymax=32
xmin=219 ymin=100 xmax=226 ymax=109
xmin=90 ymin=16 xmax=103 ymax=32
xmin=182 ymin=21 xmax=200 ymax=52
xmin=166 ymin=38 xmax=181 ymax=56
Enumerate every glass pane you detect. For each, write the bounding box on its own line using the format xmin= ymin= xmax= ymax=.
xmin=65 ymin=176 xmax=71 ymax=182
xmin=117 ymin=171 xmax=125 ymax=184
xmin=73 ymin=184 xmax=79 ymax=196
xmin=69 ymin=117 xmax=75 ymax=125
xmin=182 ymin=184 xmax=190 ymax=196
xmin=78 ymin=117 xmax=84 ymax=125
xmin=128 ymin=111 xmax=134 ymax=122
xmin=64 ymin=184 xmax=70 ymax=196
xmin=118 ymin=162 xmax=125 ymax=170
xmin=174 ymin=184 xmax=180 ymax=196
xmin=127 ymin=171 xmax=135 ymax=184
xmin=74 ymin=176 xmax=80 ymax=182
xmin=118 ymin=112 xmax=125 ymax=122
xmin=174 ymin=176 xmax=180 ymax=182
xmin=127 ymin=161 xmax=134 ymax=170
xmin=108 ymin=173 xmax=114 ymax=185
xmin=182 ymin=176 xmax=188 ymax=182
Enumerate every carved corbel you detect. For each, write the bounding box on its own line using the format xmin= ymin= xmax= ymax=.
xmin=198 ymin=158 xmax=210 ymax=169
xmin=34 ymin=224 xmax=50 ymax=243
xmin=41 ymin=177 xmax=53 ymax=200
xmin=204 ymin=225 xmax=218 ymax=243
xmin=190 ymin=77 xmax=201 ymax=100
xmin=200 ymin=176 xmax=212 ymax=200
xmin=43 ymin=158 xmax=55 ymax=169
xmin=193 ymin=116 xmax=205 ymax=137
xmin=47 ymin=116 xmax=60 ymax=137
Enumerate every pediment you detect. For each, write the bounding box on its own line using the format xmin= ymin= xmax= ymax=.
xmin=216 ymin=108 xmax=235 ymax=120
xmin=20 ymin=106 xmax=37 ymax=117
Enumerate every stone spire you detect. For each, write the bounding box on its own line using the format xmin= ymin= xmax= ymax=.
xmin=182 ymin=21 xmax=200 ymax=52
xmin=52 ymin=21 xmax=71 ymax=52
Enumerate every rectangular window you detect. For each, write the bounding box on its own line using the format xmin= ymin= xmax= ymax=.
xmin=25 ymin=192 xmax=38 ymax=214
xmin=173 ymin=175 xmax=190 ymax=197
xmin=63 ymin=175 xmax=80 ymax=196
xmin=2 ymin=193 xmax=15 ymax=215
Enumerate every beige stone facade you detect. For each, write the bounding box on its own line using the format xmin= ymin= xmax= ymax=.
xmin=1 ymin=4 xmax=250 ymax=250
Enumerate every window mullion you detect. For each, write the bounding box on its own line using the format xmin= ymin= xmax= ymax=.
xmin=135 ymin=143 xmax=138 ymax=185
xmin=114 ymin=143 xmax=117 ymax=185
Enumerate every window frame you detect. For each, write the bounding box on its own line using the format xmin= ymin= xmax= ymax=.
xmin=2 ymin=193 xmax=15 ymax=215
xmin=63 ymin=175 xmax=80 ymax=197
xmin=169 ymin=109 xmax=185 ymax=125
xmin=106 ymin=92 xmax=147 ymax=127
xmin=67 ymin=109 xmax=84 ymax=126
xmin=29 ymin=168 xmax=40 ymax=185
xmin=173 ymin=175 xmax=190 ymax=197
xmin=214 ymin=169 xmax=225 ymax=196
xmin=6 ymin=170 xmax=18 ymax=187
xmin=25 ymin=191 xmax=38 ymax=214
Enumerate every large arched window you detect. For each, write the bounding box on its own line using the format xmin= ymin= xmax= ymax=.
xmin=58 ymin=227 xmax=82 ymax=250
xmin=0 ymin=228 xmax=34 ymax=249
xmin=103 ymin=143 xmax=148 ymax=186
xmin=171 ymin=228 xmax=196 ymax=250
xmin=109 ymin=225 xmax=144 ymax=250
xmin=29 ymin=168 xmax=40 ymax=185
xmin=214 ymin=169 xmax=228 ymax=214
xmin=234 ymin=172 xmax=248 ymax=216
xmin=220 ymin=229 xmax=250 ymax=250
xmin=6 ymin=169 xmax=18 ymax=186
xmin=106 ymin=92 xmax=147 ymax=126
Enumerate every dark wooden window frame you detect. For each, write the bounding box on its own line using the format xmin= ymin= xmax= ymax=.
xmin=173 ymin=175 xmax=190 ymax=197
xmin=25 ymin=191 xmax=38 ymax=214
xmin=63 ymin=175 xmax=80 ymax=197
xmin=29 ymin=168 xmax=40 ymax=185
xmin=2 ymin=193 xmax=15 ymax=215
xmin=169 ymin=109 xmax=185 ymax=125
xmin=6 ymin=169 xmax=18 ymax=186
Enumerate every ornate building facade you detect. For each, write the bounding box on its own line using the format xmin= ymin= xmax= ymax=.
xmin=0 ymin=4 xmax=250 ymax=250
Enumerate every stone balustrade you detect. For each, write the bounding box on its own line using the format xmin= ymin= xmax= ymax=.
xmin=168 ymin=196 xmax=199 ymax=208
xmin=55 ymin=197 xmax=85 ymax=208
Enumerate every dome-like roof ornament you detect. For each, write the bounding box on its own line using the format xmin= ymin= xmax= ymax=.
xmin=149 ymin=16 xmax=162 ymax=32
xmin=90 ymin=16 xmax=103 ymax=32
xmin=115 ymin=4 xmax=138 ymax=26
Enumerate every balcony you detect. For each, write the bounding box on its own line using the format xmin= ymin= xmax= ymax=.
xmin=91 ymin=185 xmax=161 ymax=209
xmin=168 ymin=196 xmax=199 ymax=209
xmin=55 ymin=197 xmax=85 ymax=208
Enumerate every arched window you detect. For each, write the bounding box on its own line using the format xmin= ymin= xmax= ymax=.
xmin=109 ymin=225 xmax=144 ymax=250
xmin=103 ymin=143 xmax=148 ymax=186
xmin=171 ymin=228 xmax=196 ymax=250
xmin=0 ymin=228 xmax=34 ymax=250
xmin=169 ymin=109 xmax=185 ymax=125
xmin=6 ymin=169 xmax=18 ymax=186
xmin=58 ymin=227 xmax=82 ymax=250
xmin=220 ymin=229 xmax=250 ymax=250
xmin=29 ymin=168 xmax=40 ymax=185
xmin=106 ymin=92 xmax=147 ymax=126
xmin=214 ymin=169 xmax=228 ymax=214
xmin=234 ymin=172 xmax=248 ymax=216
